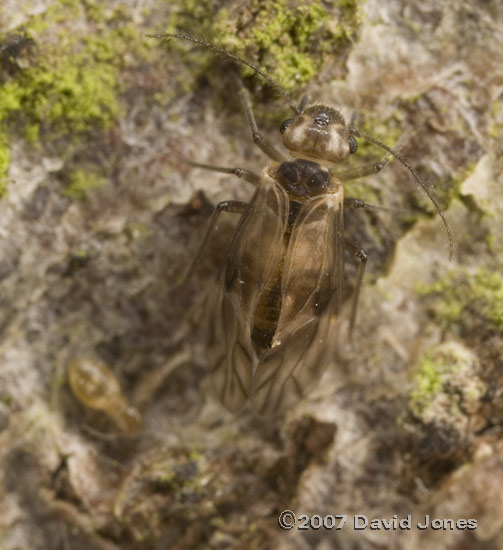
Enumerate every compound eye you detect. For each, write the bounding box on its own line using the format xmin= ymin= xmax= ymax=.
xmin=280 ymin=119 xmax=293 ymax=134
xmin=349 ymin=135 xmax=358 ymax=154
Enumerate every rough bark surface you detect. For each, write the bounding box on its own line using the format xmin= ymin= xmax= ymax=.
xmin=1 ymin=1 xmax=502 ymax=549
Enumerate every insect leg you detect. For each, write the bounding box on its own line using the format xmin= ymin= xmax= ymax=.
xmin=345 ymin=197 xmax=414 ymax=214
xmin=345 ymin=197 xmax=383 ymax=210
xmin=177 ymin=157 xmax=260 ymax=185
xmin=236 ymin=81 xmax=288 ymax=162
xmin=344 ymin=239 xmax=368 ymax=336
xmin=297 ymin=94 xmax=310 ymax=112
xmin=331 ymin=154 xmax=391 ymax=181
xmin=176 ymin=200 xmax=247 ymax=287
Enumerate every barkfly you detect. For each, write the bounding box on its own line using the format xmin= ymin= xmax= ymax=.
xmin=149 ymin=32 xmax=453 ymax=417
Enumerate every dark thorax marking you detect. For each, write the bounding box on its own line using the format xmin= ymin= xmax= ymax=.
xmin=275 ymin=158 xmax=332 ymax=199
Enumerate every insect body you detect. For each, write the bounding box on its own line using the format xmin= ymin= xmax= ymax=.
xmin=208 ymin=158 xmax=345 ymax=416
xmin=193 ymin=99 xmax=362 ymax=416
xmin=151 ymin=33 xmax=453 ymax=416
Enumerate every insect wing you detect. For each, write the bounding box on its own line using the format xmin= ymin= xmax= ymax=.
xmin=208 ymin=173 xmax=289 ymax=412
xmin=251 ymin=187 xmax=344 ymax=416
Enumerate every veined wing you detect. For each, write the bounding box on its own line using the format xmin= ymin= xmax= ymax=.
xmin=251 ymin=186 xmax=344 ymax=416
xmin=208 ymin=170 xmax=289 ymax=412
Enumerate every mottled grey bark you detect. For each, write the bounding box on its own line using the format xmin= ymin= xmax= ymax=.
xmin=1 ymin=1 xmax=502 ymax=549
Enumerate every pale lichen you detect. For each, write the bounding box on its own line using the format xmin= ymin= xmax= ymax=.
xmin=409 ymin=341 xmax=486 ymax=429
xmin=418 ymin=267 xmax=503 ymax=329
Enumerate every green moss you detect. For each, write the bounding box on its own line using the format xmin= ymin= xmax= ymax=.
xmin=409 ymin=342 xmax=485 ymax=426
xmin=1 ymin=32 xmax=120 ymax=133
xmin=409 ymin=352 xmax=443 ymax=422
xmin=1 ymin=62 xmax=119 ymax=135
xmin=0 ymin=1 xmax=149 ymax=191
xmin=214 ymin=1 xmax=362 ymax=89
xmin=64 ymin=170 xmax=106 ymax=200
xmin=167 ymin=0 xmax=363 ymax=90
xmin=411 ymin=355 xmax=442 ymax=402
xmin=418 ymin=267 xmax=503 ymax=328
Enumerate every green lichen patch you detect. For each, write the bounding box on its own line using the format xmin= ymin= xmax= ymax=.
xmin=64 ymin=170 xmax=106 ymax=200
xmin=1 ymin=61 xmax=119 ymax=138
xmin=409 ymin=342 xmax=486 ymax=429
xmin=0 ymin=1 xmax=151 ymax=194
xmin=167 ymin=0 xmax=363 ymax=91
xmin=418 ymin=267 xmax=503 ymax=329
xmin=215 ymin=0 xmax=362 ymax=89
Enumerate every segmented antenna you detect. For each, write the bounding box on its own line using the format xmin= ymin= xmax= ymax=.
xmin=149 ymin=32 xmax=453 ymax=260
xmin=350 ymin=127 xmax=454 ymax=260
xmin=147 ymin=32 xmax=300 ymax=114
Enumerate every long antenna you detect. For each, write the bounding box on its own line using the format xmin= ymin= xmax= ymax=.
xmin=350 ymin=127 xmax=454 ymax=260
xmin=146 ymin=32 xmax=300 ymax=114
